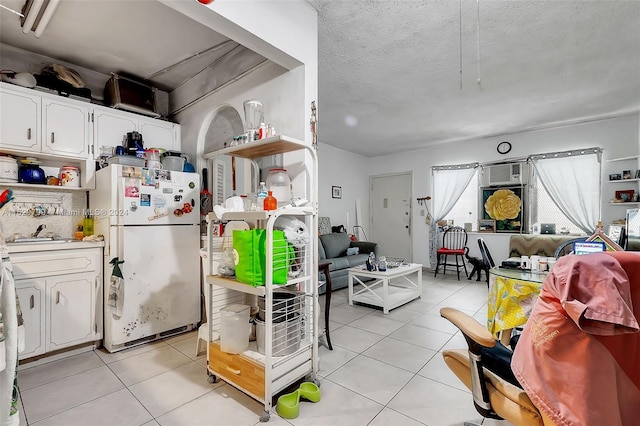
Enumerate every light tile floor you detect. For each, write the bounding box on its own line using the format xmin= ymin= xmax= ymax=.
xmin=16 ymin=270 xmax=512 ymax=426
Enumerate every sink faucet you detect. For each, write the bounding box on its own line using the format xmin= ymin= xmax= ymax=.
xmin=32 ymin=224 xmax=46 ymax=238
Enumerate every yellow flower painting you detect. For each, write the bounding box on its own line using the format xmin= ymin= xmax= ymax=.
xmin=482 ymin=187 xmax=523 ymax=232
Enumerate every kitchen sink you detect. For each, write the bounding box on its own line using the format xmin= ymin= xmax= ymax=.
xmin=8 ymin=237 xmax=73 ymax=244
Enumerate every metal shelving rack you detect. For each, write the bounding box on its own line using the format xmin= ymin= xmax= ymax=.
xmin=203 ymin=135 xmax=318 ymax=422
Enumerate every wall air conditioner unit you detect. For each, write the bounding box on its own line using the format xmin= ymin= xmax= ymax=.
xmin=481 ymin=163 xmax=528 ymax=187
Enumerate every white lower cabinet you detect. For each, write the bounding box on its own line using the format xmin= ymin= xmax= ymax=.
xmin=12 ymin=248 xmax=103 ymax=360
xmin=15 ymin=280 xmax=45 ymax=358
xmin=47 ymin=272 xmax=96 ymax=351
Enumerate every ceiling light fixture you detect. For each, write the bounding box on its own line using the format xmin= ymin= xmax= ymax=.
xmin=20 ymin=0 xmax=60 ymax=38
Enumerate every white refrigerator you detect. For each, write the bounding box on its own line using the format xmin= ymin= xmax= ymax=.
xmin=91 ymin=164 xmax=201 ymax=352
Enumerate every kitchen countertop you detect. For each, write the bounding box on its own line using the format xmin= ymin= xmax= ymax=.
xmin=7 ymin=240 xmax=105 ymax=254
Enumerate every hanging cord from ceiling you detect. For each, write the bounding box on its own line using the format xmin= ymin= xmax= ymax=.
xmin=0 ymin=3 xmax=23 ymax=17
xmin=476 ymin=0 xmax=483 ymax=89
xmin=459 ymin=0 xmax=463 ymax=91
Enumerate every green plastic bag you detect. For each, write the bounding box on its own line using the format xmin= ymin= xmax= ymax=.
xmin=233 ymin=229 xmax=293 ymax=286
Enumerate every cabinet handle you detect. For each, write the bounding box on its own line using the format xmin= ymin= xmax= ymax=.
xmin=30 ymin=295 xmax=34 ymax=309
xmin=56 ymin=291 xmax=60 ymax=304
xmin=27 ymin=128 xmax=31 ymax=140
xmin=225 ymin=367 xmax=241 ymax=375
xmin=51 ymin=132 xmax=55 ymax=143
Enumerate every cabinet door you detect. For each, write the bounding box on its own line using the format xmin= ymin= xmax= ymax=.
xmin=47 ymin=272 xmax=95 ymax=351
xmin=93 ymin=109 xmax=137 ymax=159
xmin=42 ymin=98 xmax=90 ymax=158
xmin=0 ymin=87 xmax=41 ymax=152
xmin=15 ymin=279 xmax=46 ymax=359
xmin=139 ymin=118 xmax=179 ymax=151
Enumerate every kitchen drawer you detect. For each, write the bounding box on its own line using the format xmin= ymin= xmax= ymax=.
xmin=11 ymin=248 xmax=101 ymax=280
xmin=208 ymin=341 xmax=265 ymax=399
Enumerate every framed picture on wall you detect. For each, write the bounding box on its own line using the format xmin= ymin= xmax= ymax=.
xmin=478 ymin=219 xmax=496 ymax=233
xmin=481 ymin=186 xmax=524 ymax=233
xmin=615 ymin=190 xmax=635 ymax=202
xmin=332 ymin=186 xmax=342 ymax=199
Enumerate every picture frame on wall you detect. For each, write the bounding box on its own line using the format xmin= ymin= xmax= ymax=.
xmin=481 ymin=186 xmax=524 ymax=233
xmin=478 ymin=219 xmax=496 ymax=233
xmin=610 ymin=173 xmax=622 ymax=181
xmin=615 ymin=190 xmax=635 ymax=202
xmin=623 ymin=170 xmax=632 ymax=179
xmin=332 ymin=186 xmax=342 ymax=199
xmin=635 ymin=170 xmax=640 ymax=179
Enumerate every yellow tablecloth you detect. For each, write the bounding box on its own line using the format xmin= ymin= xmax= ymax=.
xmin=487 ymin=269 xmax=545 ymax=338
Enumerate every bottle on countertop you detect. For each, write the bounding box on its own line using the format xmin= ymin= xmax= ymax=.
xmin=366 ymin=252 xmax=376 ymax=271
xmin=257 ymin=182 xmax=268 ymax=211
xmin=263 ymin=191 xmax=277 ymax=211
xmin=378 ymin=256 xmax=387 ymax=271
xmin=83 ymin=214 xmax=94 ymax=237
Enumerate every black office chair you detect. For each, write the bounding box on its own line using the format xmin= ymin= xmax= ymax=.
xmin=478 ymin=238 xmax=495 ymax=284
xmin=440 ymin=307 xmax=550 ymax=425
xmin=434 ymin=226 xmax=469 ymax=280
xmin=553 ymin=237 xmax=588 ymax=259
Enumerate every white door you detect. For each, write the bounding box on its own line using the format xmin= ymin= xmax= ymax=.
xmin=0 ymin=87 xmax=41 ymax=152
xmin=47 ymin=272 xmax=95 ymax=351
xmin=105 ymin=224 xmax=200 ymax=348
xmin=371 ymin=173 xmax=413 ymax=261
xmin=16 ymin=279 xmax=46 ymax=359
xmin=42 ymin=98 xmax=90 ymax=158
xmin=93 ymin=109 xmax=137 ymax=160
xmin=139 ymin=117 xmax=178 ymax=151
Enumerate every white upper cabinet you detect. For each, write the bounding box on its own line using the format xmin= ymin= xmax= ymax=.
xmin=92 ymin=109 xmax=138 ymax=156
xmin=139 ymin=116 xmax=180 ymax=152
xmin=0 ymin=87 xmax=41 ymax=151
xmin=93 ymin=107 xmax=180 ymax=160
xmin=42 ymin=98 xmax=90 ymax=158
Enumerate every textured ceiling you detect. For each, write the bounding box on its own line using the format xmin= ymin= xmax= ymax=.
xmin=310 ymin=0 xmax=640 ymax=157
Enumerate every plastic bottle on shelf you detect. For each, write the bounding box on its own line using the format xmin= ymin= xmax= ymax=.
xmin=263 ymin=191 xmax=277 ymax=210
xmin=257 ymin=182 xmax=268 ymax=210
xmin=266 ymin=168 xmax=292 ymax=207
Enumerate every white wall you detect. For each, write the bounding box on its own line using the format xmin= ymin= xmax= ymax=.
xmin=319 ymin=113 xmax=640 ymax=266
xmin=317 ymin=143 xmax=369 ymax=233
xmin=164 ymin=0 xmax=317 ymax=144
xmin=167 ymin=0 xmax=318 ymax=205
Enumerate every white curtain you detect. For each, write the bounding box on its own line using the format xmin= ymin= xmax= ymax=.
xmin=429 ymin=165 xmax=478 ymax=269
xmin=530 ymin=149 xmax=601 ymax=234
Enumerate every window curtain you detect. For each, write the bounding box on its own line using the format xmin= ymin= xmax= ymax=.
xmin=429 ymin=164 xmax=478 ymax=269
xmin=530 ymin=148 xmax=602 ymax=234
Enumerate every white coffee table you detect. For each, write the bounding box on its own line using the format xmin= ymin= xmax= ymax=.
xmin=348 ymin=263 xmax=422 ymax=314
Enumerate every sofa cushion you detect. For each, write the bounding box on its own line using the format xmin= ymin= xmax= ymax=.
xmin=319 ymin=232 xmax=352 ymax=258
xmin=346 ymin=254 xmax=369 ymax=268
xmin=508 ymin=235 xmax=578 ymax=258
xmin=317 ymin=236 xmax=326 ymax=260
xmin=324 ymin=257 xmax=350 ymax=271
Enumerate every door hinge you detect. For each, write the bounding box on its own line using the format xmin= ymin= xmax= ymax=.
xmin=91 ymin=112 xmax=94 ymax=122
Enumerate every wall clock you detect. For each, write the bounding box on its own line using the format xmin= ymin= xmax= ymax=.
xmin=497 ymin=141 xmax=512 ymax=155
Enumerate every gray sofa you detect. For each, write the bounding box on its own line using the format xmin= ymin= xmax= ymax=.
xmin=318 ymin=232 xmax=379 ymax=293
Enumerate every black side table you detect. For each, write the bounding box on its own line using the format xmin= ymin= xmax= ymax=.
xmin=318 ymin=262 xmax=333 ymax=350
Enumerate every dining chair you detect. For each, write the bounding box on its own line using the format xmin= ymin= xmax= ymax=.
xmin=478 ymin=238 xmax=495 ymax=284
xmin=434 ymin=226 xmax=468 ymax=280
xmin=553 ymin=237 xmax=588 ymax=259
